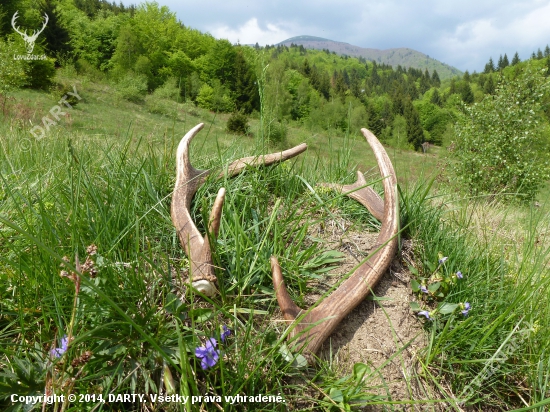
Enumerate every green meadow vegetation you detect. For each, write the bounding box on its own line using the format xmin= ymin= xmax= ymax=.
xmin=1 ymin=1 xmax=550 ymax=411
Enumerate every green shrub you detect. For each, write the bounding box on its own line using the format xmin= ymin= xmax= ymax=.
xmin=450 ymin=66 xmax=550 ymax=201
xmin=115 ymin=72 xmax=148 ymax=103
xmin=144 ymin=94 xmax=177 ymax=116
xmin=226 ymin=112 xmax=249 ymax=135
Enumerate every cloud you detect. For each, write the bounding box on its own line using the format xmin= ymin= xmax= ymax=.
xmin=208 ymin=18 xmax=292 ymax=45
xmin=432 ymin=1 xmax=550 ymax=70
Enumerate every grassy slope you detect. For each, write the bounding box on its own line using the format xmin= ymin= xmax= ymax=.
xmin=1 ymin=72 xmax=549 ymax=411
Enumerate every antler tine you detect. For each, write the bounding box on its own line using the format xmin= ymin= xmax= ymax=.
xmin=271 ymin=128 xmax=399 ymax=361
xmin=172 ymin=123 xmax=307 ymax=296
xmin=11 ymin=11 xmax=25 ymax=37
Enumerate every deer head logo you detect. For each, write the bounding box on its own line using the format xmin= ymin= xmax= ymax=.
xmin=11 ymin=11 xmax=49 ymax=54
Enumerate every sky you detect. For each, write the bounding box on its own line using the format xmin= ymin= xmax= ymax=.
xmin=153 ymin=0 xmax=550 ymax=73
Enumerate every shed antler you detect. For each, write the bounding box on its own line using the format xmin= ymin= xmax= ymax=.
xmin=271 ymin=128 xmax=399 ymax=359
xmin=172 ymin=123 xmax=307 ymax=296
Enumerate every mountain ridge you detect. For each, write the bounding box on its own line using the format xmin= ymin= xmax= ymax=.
xmin=277 ymin=35 xmax=462 ymax=80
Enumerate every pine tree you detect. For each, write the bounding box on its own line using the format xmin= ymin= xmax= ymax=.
xmin=511 ymin=52 xmax=520 ymax=66
xmin=461 ymin=82 xmax=474 ymax=104
xmin=497 ymin=55 xmax=504 ymax=70
xmin=232 ymin=49 xmax=259 ymax=113
xmin=40 ymin=0 xmax=73 ymax=60
xmin=483 ymin=75 xmax=495 ymax=94
xmin=545 ymin=45 xmax=550 ymax=57
xmin=0 ymin=0 xmax=20 ymax=37
xmin=537 ymin=48 xmax=544 ymax=59
xmin=463 ymin=70 xmax=471 ymax=82
xmin=430 ymin=88 xmax=442 ymax=107
xmin=484 ymin=57 xmax=495 ymax=73
xmin=502 ymin=53 xmax=509 ymax=68
xmin=404 ymin=98 xmax=424 ymax=150
xmin=431 ymin=70 xmax=441 ymax=87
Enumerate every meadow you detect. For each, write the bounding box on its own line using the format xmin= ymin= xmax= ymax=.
xmin=0 ymin=69 xmax=549 ymax=412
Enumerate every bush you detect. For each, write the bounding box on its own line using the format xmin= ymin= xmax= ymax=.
xmin=115 ymin=73 xmax=148 ymax=103
xmin=450 ymin=66 xmax=550 ymax=201
xmin=226 ymin=112 xmax=249 ymax=135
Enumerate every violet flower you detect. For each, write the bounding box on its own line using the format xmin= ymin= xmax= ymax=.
xmin=195 ymin=338 xmax=219 ymax=370
xmin=420 ymin=285 xmax=429 ymax=293
xmin=461 ymin=302 xmax=471 ymax=317
xmin=456 ymin=271 xmax=463 ymax=279
xmin=51 ymin=335 xmax=68 ymax=358
xmin=418 ymin=311 xmax=431 ymax=320
xmin=221 ymin=325 xmax=231 ymax=343
xmin=439 ymin=256 xmax=448 ymax=264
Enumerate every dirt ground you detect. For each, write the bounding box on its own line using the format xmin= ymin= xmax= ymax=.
xmin=297 ymin=218 xmax=448 ymax=411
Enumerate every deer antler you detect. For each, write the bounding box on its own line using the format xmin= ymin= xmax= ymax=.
xmin=172 ymin=123 xmax=307 ymax=296
xmin=270 ymin=128 xmax=399 ymax=360
xmin=11 ymin=12 xmax=26 ymax=38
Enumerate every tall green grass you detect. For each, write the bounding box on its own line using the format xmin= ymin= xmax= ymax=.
xmin=1 ymin=83 xmax=549 ymax=411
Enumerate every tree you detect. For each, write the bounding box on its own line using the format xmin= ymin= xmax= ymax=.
xmin=0 ymin=0 xmax=20 ymax=37
xmin=484 ymin=57 xmax=495 ymax=73
xmin=40 ymin=0 xmax=73 ymax=61
xmin=545 ymin=45 xmax=550 ymax=57
xmin=404 ymin=97 xmax=424 ymax=150
xmin=537 ymin=48 xmax=544 ymax=59
xmin=430 ymin=88 xmax=442 ymax=107
xmin=232 ymin=49 xmax=258 ymax=113
xmin=502 ymin=53 xmax=509 ymax=68
xmin=431 ymin=70 xmax=441 ymax=87
xmin=461 ymin=82 xmax=474 ymax=104
xmin=511 ymin=52 xmax=520 ymax=66
xmin=451 ymin=68 xmax=550 ymax=201
xmin=483 ymin=75 xmax=495 ymax=94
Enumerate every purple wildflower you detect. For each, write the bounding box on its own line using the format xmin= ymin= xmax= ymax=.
xmin=418 ymin=311 xmax=431 ymax=320
xmin=195 ymin=338 xmax=219 ymax=370
xmin=456 ymin=271 xmax=463 ymax=279
xmin=439 ymin=256 xmax=448 ymax=264
xmin=50 ymin=335 xmax=68 ymax=358
xmin=221 ymin=325 xmax=231 ymax=343
xmin=420 ymin=285 xmax=428 ymax=293
xmin=461 ymin=302 xmax=471 ymax=317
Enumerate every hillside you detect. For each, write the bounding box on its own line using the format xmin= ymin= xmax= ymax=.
xmin=278 ymin=35 xmax=462 ymax=80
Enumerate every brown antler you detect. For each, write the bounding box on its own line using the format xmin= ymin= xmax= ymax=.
xmin=271 ymin=128 xmax=399 ymax=360
xmin=172 ymin=123 xmax=307 ymax=296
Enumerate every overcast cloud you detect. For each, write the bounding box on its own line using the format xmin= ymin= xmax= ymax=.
xmin=156 ymin=0 xmax=550 ymax=72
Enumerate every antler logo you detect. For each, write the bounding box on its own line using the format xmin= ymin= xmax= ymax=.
xmin=11 ymin=11 xmax=49 ymax=54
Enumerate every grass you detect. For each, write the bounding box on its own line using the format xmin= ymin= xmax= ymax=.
xmin=0 ymin=73 xmax=549 ymax=411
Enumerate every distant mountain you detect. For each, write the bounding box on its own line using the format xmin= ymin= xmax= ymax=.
xmin=277 ymin=35 xmax=462 ymax=80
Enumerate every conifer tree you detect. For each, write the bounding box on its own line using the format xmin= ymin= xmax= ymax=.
xmin=511 ymin=52 xmax=520 ymax=66
xmin=461 ymin=82 xmax=474 ymax=104
xmin=497 ymin=55 xmax=504 ymax=70
xmin=545 ymin=45 xmax=550 ymax=57
xmin=430 ymin=88 xmax=442 ymax=107
xmin=502 ymin=53 xmax=509 ymax=68
xmin=404 ymin=97 xmax=424 ymax=150
xmin=431 ymin=70 xmax=441 ymax=87
xmin=483 ymin=75 xmax=495 ymax=94
xmin=40 ymin=0 xmax=73 ymax=60
xmin=537 ymin=48 xmax=544 ymax=59
xmin=484 ymin=57 xmax=495 ymax=73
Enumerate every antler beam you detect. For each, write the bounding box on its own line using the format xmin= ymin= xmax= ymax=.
xmin=172 ymin=123 xmax=307 ymax=296
xmin=271 ymin=128 xmax=399 ymax=360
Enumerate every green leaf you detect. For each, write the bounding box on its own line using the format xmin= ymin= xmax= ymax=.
xmin=410 ymin=301 xmax=421 ymax=311
xmin=438 ymin=302 xmax=459 ymax=315
xmin=188 ymin=308 xmax=213 ymax=323
xmin=411 ymin=279 xmax=420 ymax=292
xmin=329 ymin=388 xmax=344 ymax=403
xmin=428 ymin=282 xmax=441 ymax=293
xmin=408 ymin=265 xmax=418 ymax=275
xmin=353 ymin=362 xmax=370 ymax=383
